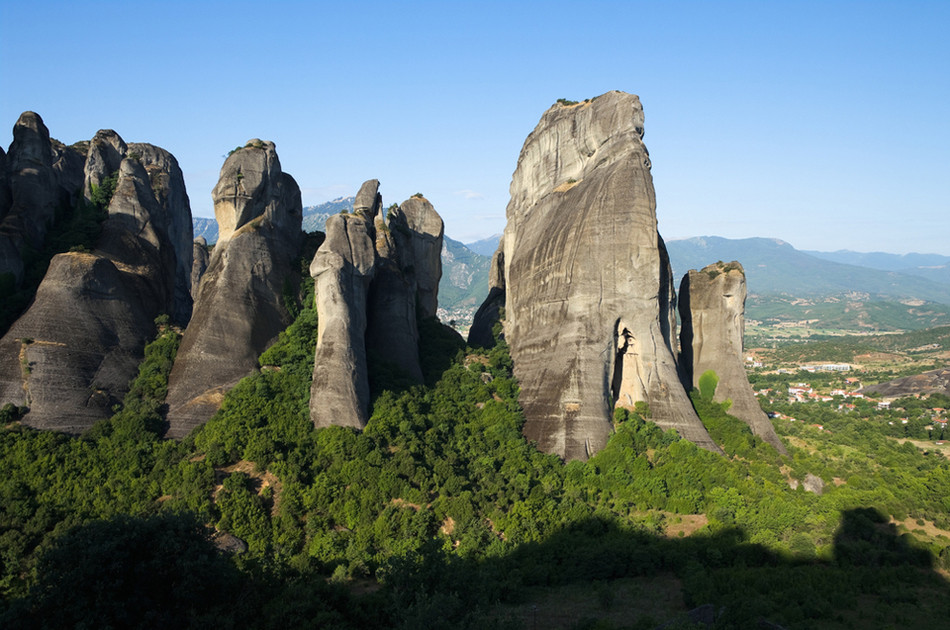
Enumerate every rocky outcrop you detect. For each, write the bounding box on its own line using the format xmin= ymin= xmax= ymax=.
xmin=861 ymin=367 xmax=950 ymax=398
xmin=678 ymin=261 xmax=787 ymax=454
xmin=0 ymin=113 xmax=60 ymax=284
xmin=310 ymin=182 xmax=444 ymax=430
xmin=83 ymin=130 xmax=126 ymax=203
xmin=468 ymin=241 xmax=505 ymax=348
xmin=482 ymin=91 xmax=719 ymax=460
xmin=164 ymin=140 xmax=302 ymax=438
xmin=0 ymin=148 xmax=192 ymax=432
xmin=388 ymin=197 xmax=443 ymax=319
xmin=191 ymin=237 xmax=210 ymax=300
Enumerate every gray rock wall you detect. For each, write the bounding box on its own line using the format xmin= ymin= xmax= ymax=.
xmin=164 ymin=140 xmax=302 ymax=438
xmin=493 ymin=91 xmax=719 ymax=460
xmin=678 ymin=261 xmax=787 ymax=453
xmin=0 ymin=150 xmax=191 ymax=432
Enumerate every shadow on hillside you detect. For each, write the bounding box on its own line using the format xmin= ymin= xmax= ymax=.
xmin=4 ymin=508 xmax=948 ymax=630
xmin=384 ymin=507 xmax=949 ymax=629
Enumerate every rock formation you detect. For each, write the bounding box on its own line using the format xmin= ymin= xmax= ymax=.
xmin=0 ymin=112 xmax=60 ymax=284
xmin=468 ymin=241 xmax=506 ymax=348
xmin=0 ymin=139 xmax=193 ymax=432
xmin=678 ymin=261 xmax=787 ymax=454
xmin=476 ymin=91 xmax=719 ymax=460
xmin=191 ymin=237 xmax=210 ymax=300
xmin=164 ymin=140 xmax=302 ymax=438
xmin=861 ymin=367 xmax=950 ymax=398
xmin=310 ymin=181 xmax=380 ymax=430
xmin=310 ymin=182 xmax=444 ymax=430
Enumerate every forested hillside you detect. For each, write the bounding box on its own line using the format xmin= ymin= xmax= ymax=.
xmin=2 ymin=261 xmax=950 ymax=628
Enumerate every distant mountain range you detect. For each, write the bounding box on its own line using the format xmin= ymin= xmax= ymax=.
xmin=666 ymin=237 xmax=950 ymax=304
xmin=191 ymin=212 xmax=950 ymax=333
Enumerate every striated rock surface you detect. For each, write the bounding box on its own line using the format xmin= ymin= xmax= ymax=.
xmin=164 ymin=140 xmax=301 ymax=438
xmin=310 ymin=182 xmax=445 ymax=430
xmin=191 ymin=237 xmax=210 ymax=300
xmin=488 ymin=91 xmax=718 ymax=460
xmin=678 ymin=261 xmax=787 ymax=453
xmin=0 ymin=151 xmax=192 ymax=432
xmin=310 ymin=182 xmax=380 ymax=429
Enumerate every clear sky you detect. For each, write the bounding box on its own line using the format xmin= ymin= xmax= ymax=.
xmin=2 ymin=1 xmax=947 ymax=253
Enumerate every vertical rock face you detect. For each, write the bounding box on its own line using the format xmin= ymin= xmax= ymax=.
xmin=678 ymin=261 xmax=787 ymax=454
xmin=0 ymin=112 xmax=60 ymax=283
xmin=191 ymin=237 xmax=210 ymax=300
xmin=164 ymin=140 xmax=302 ymax=438
xmin=309 ymin=182 xmax=444 ymax=430
xmin=0 ymin=149 xmax=192 ymax=432
xmin=83 ymin=130 xmax=127 ymax=203
xmin=492 ymin=91 xmax=719 ymax=460
xmin=310 ymin=182 xmax=380 ymax=430
xmin=468 ymin=241 xmax=505 ymax=348
xmin=388 ymin=197 xmax=444 ymax=319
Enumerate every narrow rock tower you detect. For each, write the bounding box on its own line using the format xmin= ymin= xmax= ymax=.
xmin=164 ymin=140 xmax=302 ymax=438
xmin=678 ymin=261 xmax=787 ymax=454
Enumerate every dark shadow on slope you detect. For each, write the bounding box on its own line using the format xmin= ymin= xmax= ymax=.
xmin=380 ymin=508 xmax=949 ymax=629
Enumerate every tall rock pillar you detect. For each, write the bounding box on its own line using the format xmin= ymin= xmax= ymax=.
xmin=164 ymin=140 xmax=302 ymax=438
xmin=492 ymin=91 xmax=719 ymax=460
xmin=679 ymin=261 xmax=787 ymax=454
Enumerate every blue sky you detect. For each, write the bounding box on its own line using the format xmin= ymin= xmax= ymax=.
xmin=2 ymin=1 xmax=947 ymax=253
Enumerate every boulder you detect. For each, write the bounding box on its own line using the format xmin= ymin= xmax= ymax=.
xmin=678 ymin=261 xmax=787 ymax=454
xmin=0 ymin=153 xmax=190 ymax=432
xmin=164 ymin=140 xmax=302 ymax=438
xmin=488 ymin=91 xmax=719 ymax=460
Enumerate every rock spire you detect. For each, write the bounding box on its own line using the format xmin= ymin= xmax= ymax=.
xmin=678 ymin=261 xmax=787 ymax=453
xmin=309 ymin=182 xmax=444 ymax=430
xmin=164 ymin=140 xmax=302 ymax=438
xmin=475 ymin=92 xmax=720 ymax=460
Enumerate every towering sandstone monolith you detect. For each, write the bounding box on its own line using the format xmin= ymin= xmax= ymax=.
xmin=164 ymin=140 xmax=302 ymax=438
xmin=678 ymin=261 xmax=787 ymax=453
xmin=478 ymin=91 xmax=719 ymax=460
xmin=0 ymin=134 xmax=193 ymax=432
xmin=309 ymin=182 xmax=444 ymax=430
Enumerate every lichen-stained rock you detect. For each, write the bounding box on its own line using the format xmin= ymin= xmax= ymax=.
xmin=0 ymin=156 xmax=189 ymax=432
xmin=468 ymin=240 xmax=505 ymax=348
xmin=678 ymin=261 xmax=787 ymax=454
xmin=497 ymin=91 xmax=719 ymax=460
xmin=164 ymin=141 xmax=301 ymax=438
xmin=191 ymin=237 xmax=210 ymax=300
xmin=310 ymin=180 xmax=380 ymax=430
xmin=388 ymin=196 xmax=444 ymax=319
